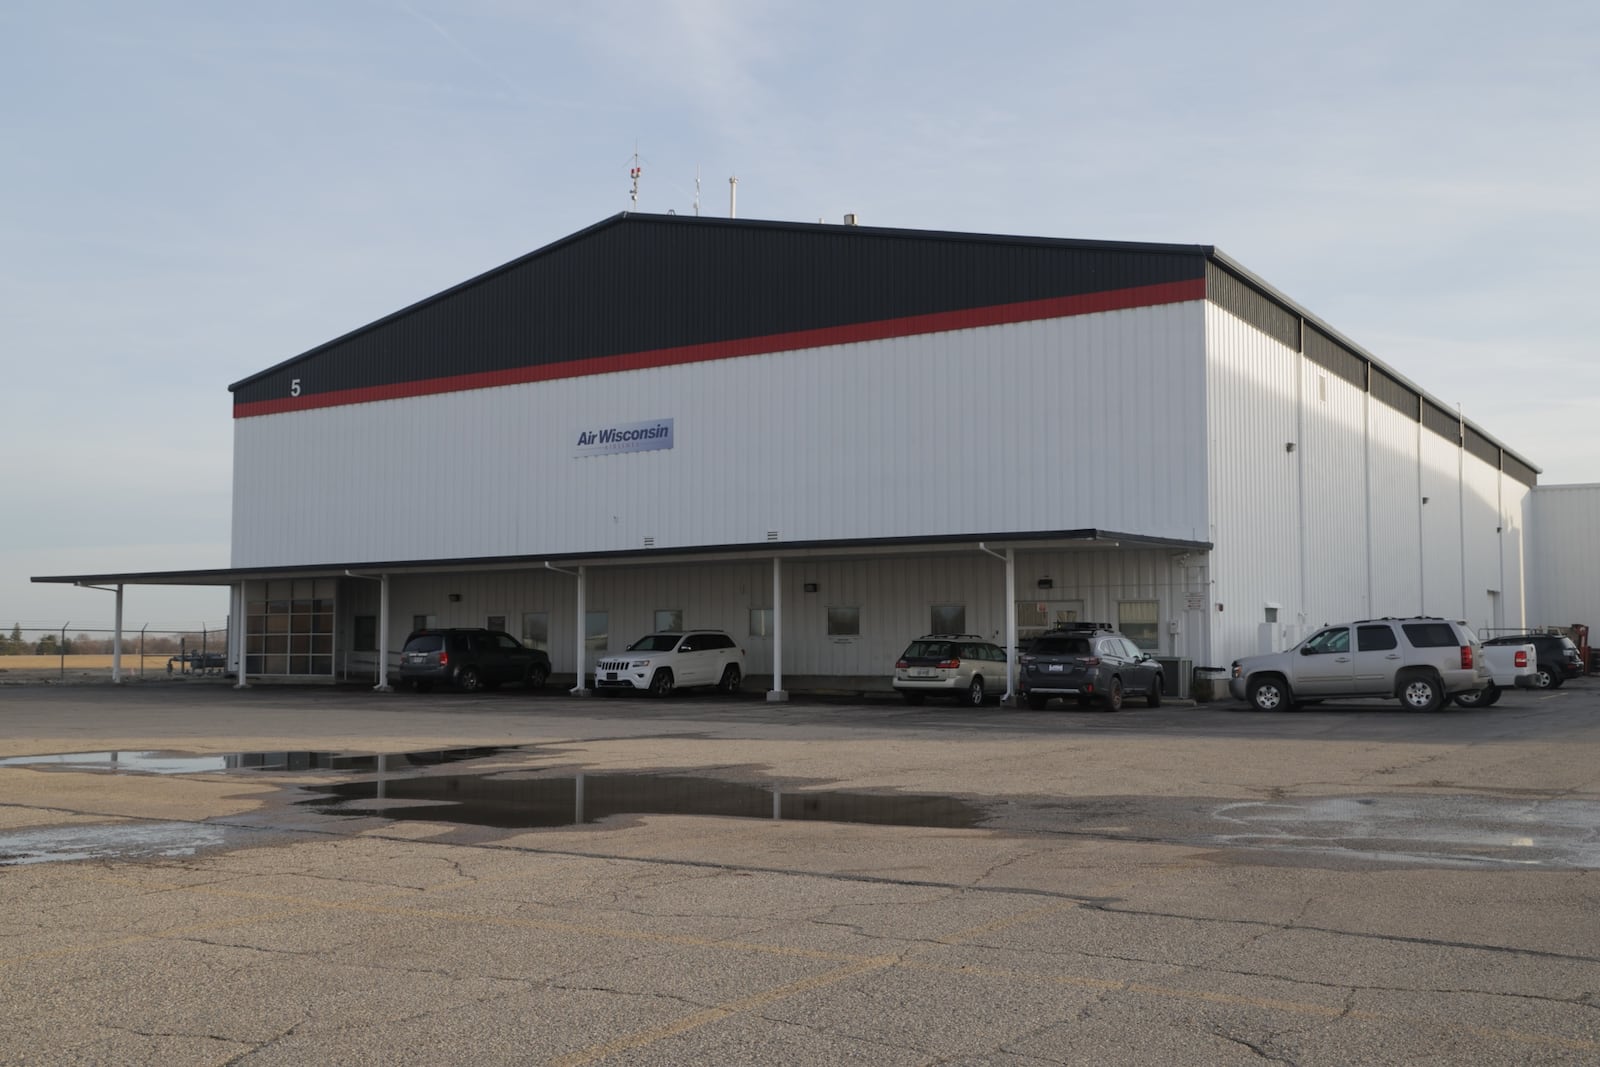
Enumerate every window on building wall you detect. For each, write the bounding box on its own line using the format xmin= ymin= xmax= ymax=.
xmin=930 ymin=604 xmax=965 ymax=635
xmin=521 ymin=612 xmax=549 ymax=652
xmin=654 ymin=609 xmax=683 ymax=632
xmin=486 ymin=615 xmax=507 ymax=633
xmin=412 ymin=614 xmax=437 ymax=632
xmin=585 ymin=611 xmax=608 ymax=653
xmin=353 ymin=616 xmax=377 ymax=653
xmin=246 ymin=578 xmax=336 ymax=676
xmin=1016 ymin=599 xmax=1083 ymax=638
xmin=1118 ymin=600 xmax=1160 ymax=650
xmin=827 ymin=606 xmax=860 ymax=637
xmin=749 ymin=608 xmax=773 ymax=637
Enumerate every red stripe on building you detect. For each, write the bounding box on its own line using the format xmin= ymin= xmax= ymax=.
xmin=233 ymin=278 xmax=1204 ymax=418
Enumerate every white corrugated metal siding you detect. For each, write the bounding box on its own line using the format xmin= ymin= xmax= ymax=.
xmin=1367 ymin=400 xmax=1424 ymax=613
xmin=1528 ymin=484 xmax=1600 ymax=632
xmin=1204 ymin=305 xmax=1302 ymax=661
xmin=231 ymin=303 xmax=1209 ymax=569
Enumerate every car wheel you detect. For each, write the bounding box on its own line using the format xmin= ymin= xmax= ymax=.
xmin=1399 ymin=671 xmax=1444 ymax=712
xmin=1027 ymin=693 xmax=1050 ymax=710
xmin=901 ymin=691 xmax=926 ymax=706
xmin=963 ymin=676 xmax=985 ymax=706
xmin=718 ymin=664 xmax=742 ymax=694
xmin=1102 ymin=678 xmax=1124 ymax=712
xmin=1454 ymin=683 xmax=1497 ymax=708
xmin=457 ymin=667 xmax=484 ymax=693
xmin=1146 ymin=675 xmax=1163 ymax=708
xmin=1534 ymin=666 xmax=1557 ymax=689
xmin=410 ymin=679 xmax=433 ymax=694
xmin=525 ymin=664 xmax=549 ymax=689
xmin=648 ymin=669 xmax=674 ymax=698
xmin=1246 ymin=676 xmax=1289 ymax=712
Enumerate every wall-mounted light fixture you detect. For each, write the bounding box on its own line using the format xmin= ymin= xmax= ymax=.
xmin=448 ymin=593 xmax=462 ymax=602
xmin=1421 ymin=497 xmax=1430 ymax=505
xmin=1285 ymin=442 xmax=1296 ymax=452
xmin=1036 ymin=577 xmax=1054 ymax=590
xmin=803 ymin=582 xmax=819 ymax=593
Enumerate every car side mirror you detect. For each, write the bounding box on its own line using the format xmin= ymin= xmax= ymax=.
xmin=1300 ymin=646 xmax=1315 ymax=656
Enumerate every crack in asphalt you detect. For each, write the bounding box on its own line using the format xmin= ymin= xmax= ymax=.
xmin=14 ymin=808 xmax=1600 ymax=972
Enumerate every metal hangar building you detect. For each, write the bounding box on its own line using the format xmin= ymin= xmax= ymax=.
xmin=39 ymin=213 xmax=1544 ymax=696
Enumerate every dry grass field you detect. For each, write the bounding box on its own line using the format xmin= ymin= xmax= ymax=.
xmin=0 ymin=653 xmax=201 ymax=678
xmin=1 ymin=654 xmax=172 ymax=670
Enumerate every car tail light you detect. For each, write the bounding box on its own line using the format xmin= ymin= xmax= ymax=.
xmin=1019 ymin=654 xmax=1034 ymax=665
xmin=1460 ymin=646 xmax=1473 ymax=669
xmin=937 ymin=658 xmax=961 ymax=669
xmin=1515 ymin=650 xmax=1528 ymax=668
xmin=895 ymin=658 xmax=908 ymax=669
xmin=439 ymin=651 xmax=449 ymax=666
xmin=1083 ymin=657 xmax=1101 ymax=666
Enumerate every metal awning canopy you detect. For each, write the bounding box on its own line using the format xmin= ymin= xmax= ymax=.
xmin=30 ymin=528 xmax=1212 ymax=589
xmin=33 ymin=528 xmax=1212 ymax=695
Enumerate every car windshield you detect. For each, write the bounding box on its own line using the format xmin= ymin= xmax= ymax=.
xmin=903 ymin=641 xmax=957 ymax=659
xmin=627 ymin=634 xmax=682 ymax=652
xmin=403 ymin=634 xmax=443 ymax=653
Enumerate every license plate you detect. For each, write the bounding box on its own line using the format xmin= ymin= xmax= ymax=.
xmin=1047 ymin=664 xmax=1064 ymax=672
xmin=606 ymin=672 xmax=617 ymax=681
xmin=913 ymin=668 xmax=933 ymax=678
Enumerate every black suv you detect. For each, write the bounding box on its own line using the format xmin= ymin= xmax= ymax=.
xmin=1483 ymin=633 xmax=1584 ymax=689
xmin=399 ymin=629 xmax=551 ymax=693
xmin=1018 ymin=623 xmax=1164 ymax=711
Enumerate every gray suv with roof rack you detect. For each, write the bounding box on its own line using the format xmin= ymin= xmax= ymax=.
xmin=1017 ymin=622 xmax=1164 ymax=712
xmin=1228 ymin=616 xmax=1487 ymax=712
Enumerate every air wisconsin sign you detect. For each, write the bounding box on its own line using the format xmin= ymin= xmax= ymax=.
xmin=573 ymin=418 xmax=675 ymax=458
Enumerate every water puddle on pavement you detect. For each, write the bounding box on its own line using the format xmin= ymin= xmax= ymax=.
xmin=0 ymin=822 xmax=240 ymax=866
xmin=1204 ymin=795 xmax=1600 ymax=869
xmin=299 ymin=772 xmax=990 ymax=831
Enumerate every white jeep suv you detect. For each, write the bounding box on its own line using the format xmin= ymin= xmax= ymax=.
xmin=593 ymin=630 xmax=745 ymax=697
xmin=1229 ymin=616 xmax=1488 ymax=712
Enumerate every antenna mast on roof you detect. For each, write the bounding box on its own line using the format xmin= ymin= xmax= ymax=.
xmin=728 ymin=175 xmax=738 ymax=218
xmin=629 ymin=147 xmax=642 ymax=210
xmin=694 ymin=166 xmax=701 ymax=217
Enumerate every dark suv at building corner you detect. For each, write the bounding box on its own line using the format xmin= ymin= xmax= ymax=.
xmin=1017 ymin=623 xmax=1164 ymax=712
xmin=399 ymin=628 xmax=551 ymax=693
xmin=1483 ymin=632 xmax=1584 ymax=689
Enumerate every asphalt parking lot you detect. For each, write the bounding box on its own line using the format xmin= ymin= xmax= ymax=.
xmin=2 ymin=679 xmax=1598 ymax=1065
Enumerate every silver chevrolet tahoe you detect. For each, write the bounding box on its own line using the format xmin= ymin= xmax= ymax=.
xmin=1229 ymin=617 xmax=1488 ymax=712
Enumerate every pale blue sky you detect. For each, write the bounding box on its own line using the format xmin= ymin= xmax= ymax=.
xmin=4 ymin=0 xmax=1597 ymax=628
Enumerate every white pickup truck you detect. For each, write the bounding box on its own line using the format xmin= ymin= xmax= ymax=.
xmin=1454 ymin=641 xmax=1537 ymax=707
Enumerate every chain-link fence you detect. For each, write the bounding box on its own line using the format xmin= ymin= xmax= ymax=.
xmin=0 ymin=624 xmax=232 ymax=680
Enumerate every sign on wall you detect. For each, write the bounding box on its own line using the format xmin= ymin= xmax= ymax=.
xmin=573 ymin=418 xmax=675 ymax=458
